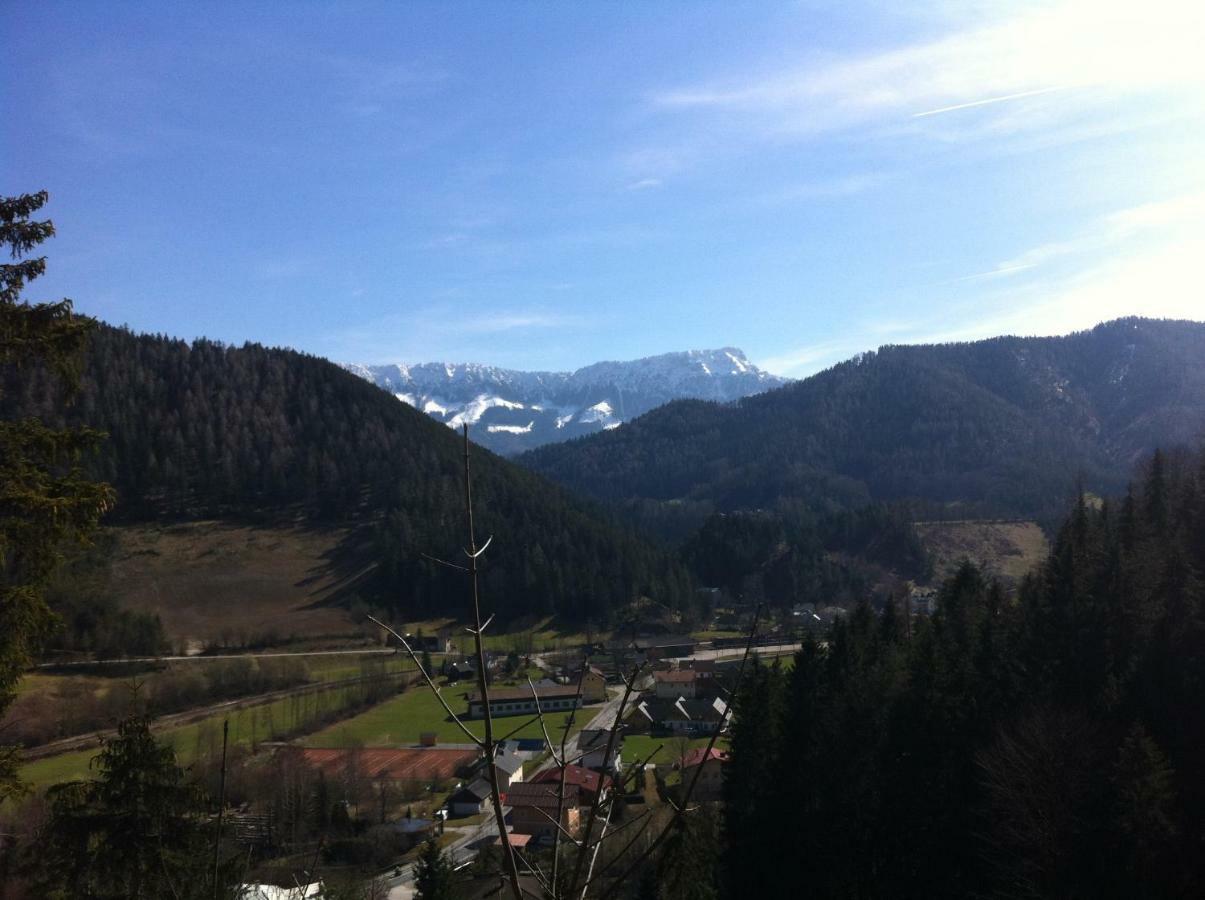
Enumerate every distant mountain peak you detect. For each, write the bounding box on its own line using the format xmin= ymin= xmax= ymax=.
xmin=343 ymin=347 xmax=788 ymax=454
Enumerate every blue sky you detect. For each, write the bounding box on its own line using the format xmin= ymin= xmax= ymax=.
xmin=5 ymin=1 xmax=1204 ymax=376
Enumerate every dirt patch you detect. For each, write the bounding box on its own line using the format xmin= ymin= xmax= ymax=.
xmin=108 ymin=521 xmax=360 ymax=647
xmin=915 ymin=520 xmax=1049 ymax=589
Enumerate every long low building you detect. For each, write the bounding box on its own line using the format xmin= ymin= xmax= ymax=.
xmin=466 ymin=684 xmax=582 ymax=719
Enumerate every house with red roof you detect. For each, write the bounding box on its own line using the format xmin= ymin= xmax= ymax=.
xmin=676 ymin=747 xmax=730 ymax=801
xmin=529 ymin=764 xmax=611 ymax=806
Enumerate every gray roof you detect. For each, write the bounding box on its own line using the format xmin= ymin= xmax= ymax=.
xmin=451 ymin=778 xmax=493 ymax=802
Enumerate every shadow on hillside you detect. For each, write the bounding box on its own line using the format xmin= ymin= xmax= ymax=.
xmin=295 ymin=523 xmax=382 ymax=610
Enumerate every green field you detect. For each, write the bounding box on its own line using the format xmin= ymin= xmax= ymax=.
xmin=304 ymin=681 xmax=592 ymax=747
xmin=19 ymin=679 xmax=386 ymax=790
xmin=622 ymin=735 xmax=729 ymax=767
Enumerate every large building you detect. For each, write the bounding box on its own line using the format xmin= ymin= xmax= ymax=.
xmin=466 ymin=684 xmax=582 ymax=719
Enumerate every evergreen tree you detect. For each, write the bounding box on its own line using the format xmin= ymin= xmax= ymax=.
xmin=414 ymin=837 xmax=454 ymax=900
xmin=0 ymin=191 xmax=114 ymax=800
xmin=30 ymin=715 xmax=213 ymax=899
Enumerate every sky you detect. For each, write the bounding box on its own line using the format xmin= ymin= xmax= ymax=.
xmin=4 ymin=0 xmax=1204 ymax=377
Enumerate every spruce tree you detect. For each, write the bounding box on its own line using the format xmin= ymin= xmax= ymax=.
xmin=0 ymin=191 xmax=114 ymax=800
xmin=31 ymin=715 xmax=211 ymax=899
xmin=414 ymin=837 xmax=454 ymax=900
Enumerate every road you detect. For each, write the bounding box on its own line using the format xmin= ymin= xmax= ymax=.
xmin=36 ymin=646 xmax=399 ymax=668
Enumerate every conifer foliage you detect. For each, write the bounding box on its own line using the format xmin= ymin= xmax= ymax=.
xmin=0 ymin=191 xmax=114 ymax=799
xmin=723 ymin=447 xmax=1205 ymax=898
xmin=29 ymin=715 xmax=214 ymax=899
xmin=1 ymin=325 xmax=694 ymax=623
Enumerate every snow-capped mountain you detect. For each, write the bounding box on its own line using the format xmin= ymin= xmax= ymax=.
xmin=343 ymin=348 xmax=789 ymax=454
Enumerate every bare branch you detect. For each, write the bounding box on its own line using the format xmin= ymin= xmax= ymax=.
xmin=465 ymin=534 xmax=494 ymax=558
xmin=592 ymin=606 xmax=764 ymax=900
xmin=461 ymin=424 xmax=526 ymax=900
xmin=419 ymin=552 xmax=470 ymax=573
xmin=526 ymin=677 xmax=562 ymax=768
xmin=566 ymin=664 xmax=641 ymax=897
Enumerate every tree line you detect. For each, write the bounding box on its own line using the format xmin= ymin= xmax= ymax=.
xmin=523 ymin=318 xmax=1205 ymax=527
xmin=718 ymin=446 xmax=1205 ymax=898
xmin=1 ymin=324 xmax=696 ymax=624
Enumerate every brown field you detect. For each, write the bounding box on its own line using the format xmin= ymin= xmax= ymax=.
xmin=108 ymin=520 xmax=363 ymax=648
xmin=298 ymin=746 xmax=477 ymax=782
xmin=915 ymin=520 xmax=1049 ymax=589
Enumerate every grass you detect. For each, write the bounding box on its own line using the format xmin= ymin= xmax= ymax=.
xmin=622 ymin=735 xmax=729 ymax=768
xmin=303 ymin=679 xmax=593 ymax=747
xmin=689 ymin=629 xmax=746 ymax=640
xmin=19 ymin=679 xmax=388 ymax=790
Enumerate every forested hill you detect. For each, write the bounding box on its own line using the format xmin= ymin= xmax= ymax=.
xmin=1 ymin=325 xmax=694 ymax=622
xmin=521 ymin=318 xmax=1205 ymax=523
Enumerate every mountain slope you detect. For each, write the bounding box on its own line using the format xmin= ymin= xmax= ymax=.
xmin=521 ymin=318 xmax=1205 ymax=523
xmin=344 ymin=347 xmax=787 ymax=454
xmin=2 ymin=326 xmax=694 ymax=623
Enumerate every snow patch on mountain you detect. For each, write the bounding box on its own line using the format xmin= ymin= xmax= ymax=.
xmin=344 ymin=347 xmax=789 ymax=454
xmin=488 ymin=421 xmax=534 ymax=434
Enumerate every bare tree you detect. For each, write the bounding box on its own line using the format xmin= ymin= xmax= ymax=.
xmin=368 ymin=427 xmax=767 ymax=900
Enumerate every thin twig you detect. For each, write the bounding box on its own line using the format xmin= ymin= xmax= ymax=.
xmin=461 ymin=424 xmax=525 ymax=900
xmin=566 ymin=665 xmax=640 ymax=898
xmin=366 ymin=616 xmax=482 ymax=747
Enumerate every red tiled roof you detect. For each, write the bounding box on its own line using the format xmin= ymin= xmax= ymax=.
xmin=504 ymin=782 xmax=581 ymax=811
xmin=678 ymin=747 xmax=730 ymax=769
xmin=655 ymin=670 xmax=697 ymax=683
xmin=530 ymin=764 xmax=610 ymax=794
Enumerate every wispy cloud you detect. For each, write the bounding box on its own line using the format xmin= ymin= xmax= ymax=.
xmin=912 ymin=85 xmax=1073 ymax=118
xmin=764 ymin=186 xmax=1205 ymax=376
xmin=647 ymin=1 xmax=1205 ymax=154
xmin=626 ymin=178 xmax=663 ymax=191
xmin=323 ymin=304 xmax=588 ymax=365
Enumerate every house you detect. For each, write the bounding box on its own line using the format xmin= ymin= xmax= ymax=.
xmin=466 ymin=683 xmax=582 ymax=719
xmin=681 ymin=659 xmax=716 ymax=678
xmin=505 ymin=782 xmax=582 ymax=838
xmin=448 ymin=778 xmax=493 ymax=816
xmin=653 ymin=669 xmax=699 ymax=700
xmin=635 ymin=696 xmax=729 ymax=736
xmin=574 ymin=664 xmax=609 ymax=703
xmin=637 ymin=634 xmax=701 ymax=660
xmin=530 ymin=764 xmax=611 ymax=806
xmin=677 ymin=747 xmax=730 ymax=801
xmin=491 ymin=751 xmax=525 ymax=790
xmin=577 ymin=728 xmax=622 ymax=773
xmin=606 ymin=634 xmax=700 ymax=661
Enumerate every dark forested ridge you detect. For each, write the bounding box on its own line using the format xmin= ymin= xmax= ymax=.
xmin=0 ymin=325 xmax=694 ymax=623
xmin=522 ymin=318 xmax=1205 ymax=523
xmin=722 ymin=446 xmax=1205 ymax=898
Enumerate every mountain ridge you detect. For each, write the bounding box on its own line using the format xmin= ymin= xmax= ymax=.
xmin=344 ymin=347 xmax=788 ymax=454
xmin=520 ymin=317 xmax=1205 ymax=529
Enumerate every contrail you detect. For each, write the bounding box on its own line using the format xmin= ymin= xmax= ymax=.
xmin=913 ymin=85 xmax=1070 ymax=118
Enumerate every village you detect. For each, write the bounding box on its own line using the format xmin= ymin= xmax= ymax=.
xmin=232 ymin=630 xmax=783 ymax=897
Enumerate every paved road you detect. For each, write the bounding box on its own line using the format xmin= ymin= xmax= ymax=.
xmin=678 ymin=642 xmax=801 ymax=662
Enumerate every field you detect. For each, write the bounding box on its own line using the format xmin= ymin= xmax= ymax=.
xmin=303 ymin=680 xmax=590 ymax=747
xmin=915 ymin=519 xmax=1049 ymax=588
xmin=105 ymin=520 xmax=362 ymax=650
xmin=623 ymin=735 xmax=729 ymax=767
xmin=19 ymin=678 xmax=393 ymax=790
